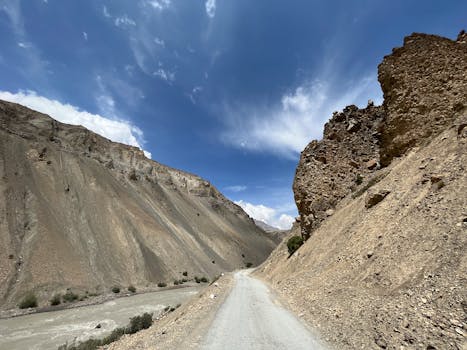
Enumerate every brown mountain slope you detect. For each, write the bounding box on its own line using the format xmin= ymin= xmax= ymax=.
xmin=0 ymin=100 xmax=276 ymax=309
xmin=259 ymin=32 xmax=467 ymax=349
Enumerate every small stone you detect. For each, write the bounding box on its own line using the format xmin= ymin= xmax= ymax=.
xmin=367 ymin=251 xmax=374 ymax=258
xmin=421 ymin=297 xmax=427 ymax=304
xmin=325 ymin=209 xmax=335 ymax=216
xmin=455 ymin=327 xmax=464 ymax=336
xmin=375 ymin=336 xmax=387 ymax=348
xmin=95 ymin=323 xmax=101 ymax=329
xmin=366 ymin=159 xmax=378 ymax=170
xmin=365 ymin=190 xmax=391 ymax=208
xmin=347 ymin=119 xmax=360 ymax=132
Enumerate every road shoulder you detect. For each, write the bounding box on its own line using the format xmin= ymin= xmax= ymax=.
xmin=106 ymin=274 xmax=234 ymax=350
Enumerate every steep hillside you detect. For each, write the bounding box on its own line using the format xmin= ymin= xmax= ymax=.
xmin=259 ymin=32 xmax=466 ymax=349
xmin=0 ymin=100 xmax=276 ymax=309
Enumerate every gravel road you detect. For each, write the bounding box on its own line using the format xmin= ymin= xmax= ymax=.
xmin=201 ymin=270 xmax=327 ymax=350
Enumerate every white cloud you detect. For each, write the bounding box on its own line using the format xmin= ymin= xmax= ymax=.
xmin=0 ymin=90 xmax=151 ymax=159
xmin=154 ymin=37 xmax=165 ymax=46
xmin=153 ymin=68 xmax=175 ymax=82
xmin=147 ymin=0 xmax=171 ymax=11
xmin=221 ymin=74 xmax=382 ymax=159
xmin=103 ymin=6 xmax=111 ymax=18
xmin=17 ymin=42 xmax=30 ymax=48
xmin=235 ymin=200 xmax=294 ymax=230
xmin=205 ymin=0 xmax=216 ymax=18
xmin=82 ymin=32 xmax=88 ymax=41
xmin=115 ymin=15 xmax=136 ymax=27
xmin=224 ymin=185 xmax=247 ymax=193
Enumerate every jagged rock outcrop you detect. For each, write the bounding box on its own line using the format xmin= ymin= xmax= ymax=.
xmin=260 ymin=31 xmax=467 ymax=349
xmin=294 ymin=31 xmax=467 ymax=240
xmin=378 ymin=32 xmax=467 ymax=166
xmin=0 ymin=100 xmax=276 ymax=308
xmin=293 ymin=103 xmax=385 ymax=238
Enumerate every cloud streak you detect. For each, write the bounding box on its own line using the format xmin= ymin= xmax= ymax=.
xmin=0 ymin=90 xmax=151 ymax=158
xmin=224 ymin=185 xmax=247 ymax=193
xmin=205 ymin=0 xmax=216 ymax=18
xmin=221 ymin=74 xmax=382 ymax=159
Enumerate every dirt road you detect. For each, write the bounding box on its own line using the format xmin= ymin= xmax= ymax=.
xmin=200 ymin=270 xmax=327 ymax=350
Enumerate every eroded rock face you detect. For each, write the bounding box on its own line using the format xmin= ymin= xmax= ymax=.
xmin=0 ymin=100 xmax=276 ymax=308
xmin=378 ymin=32 xmax=467 ymax=166
xmin=294 ymin=31 xmax=467 ymax=240
xmin=293 ymin=104 xmax=385 ymax=238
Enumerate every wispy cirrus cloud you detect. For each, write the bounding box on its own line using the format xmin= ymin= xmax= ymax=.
xmin=114 ymin=15 xmax=137 ymax=27
xmin=153 ymin=68 xmax=175 ymax=83
xmin=224 ymin=185 xmax=247 ymax=193
xmin=146 ymin=0 xmax=171 ymax=11
xmin=1 ymin=1 xmax=49 ymax=77
xmin=0 ymin=90 xmax=151 ymax=158
xmin=221 ymin=73 xmax=382 ymax=159
xmin=205 ymin=0 xmax=216 ymax=18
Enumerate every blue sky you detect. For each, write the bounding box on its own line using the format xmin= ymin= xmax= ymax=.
xmin=0 ymin=0 xmax=465 ymax=229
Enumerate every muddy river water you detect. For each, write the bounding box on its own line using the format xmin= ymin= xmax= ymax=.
xmin=0 ymin=286 xmax=201 ymax=350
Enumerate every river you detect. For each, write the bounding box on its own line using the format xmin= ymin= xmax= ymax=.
xmin=0 ymin=286 xmax=201 ymax=350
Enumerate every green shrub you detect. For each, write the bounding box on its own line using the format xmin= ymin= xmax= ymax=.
xmin=182 ymin=271 xmax=188 ymax=276
xmin=245 ymin=262 xmax=253 ymax=268
xmin=62 ymin=291 xmax=79 ymax=303
xmin=128 ymin=285 xmax=136 ymax=293
xmin=194 ymin=276 xmax=200 ymax=283
xmin=111 ymin=286 xmax=120 ymax=294
xmin=101 ymin=327 xmax=125 ymax=344
xmin=126 ymin=312 xmax=153 ymax=334
xmin=181 ymin=278 xmax=188 ymax=283
xmin=355 ymin=174 xmax=363 ymax=185
xmin=200 ymin=277 xmax=209 ymax=283
xmin=173 ymin=280 xmax=179 ymax=285
xmin=19 ymin=292 xmax=38 ymax=309
xmin=58 ymin=313 xmax=152 ymax=349
xmin=50 ymin=294 xmax=61 ymax=306
xmin=287 ymin=235 xmax=304 ymax=255
xmin=157 ymin=282 xmax=167 ymax=288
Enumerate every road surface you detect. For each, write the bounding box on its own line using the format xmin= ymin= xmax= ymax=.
xmin=0 ymin=286 xmax=201 ymax=350
xmin=201 ymin=270 xmax=327 ymax=350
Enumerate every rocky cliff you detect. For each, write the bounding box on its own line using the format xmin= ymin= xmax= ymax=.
xmin=0 ymin=100 xmax=276 ymax=309
xmin=260 ymin=31 xmax=467 ymax=349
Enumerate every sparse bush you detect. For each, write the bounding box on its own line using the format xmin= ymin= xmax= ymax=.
xmin=173 ymin=280 xmax=179 ymax=285
xmin=128 ymin=285 xmax=136 ymax=293
xmin=126 ymin=313 xmax=153 ymax=334
xmin=62 ymin=291 xmax=79 ymax=303
xmin=102 ymin=327 xmax=125 ymax=344
xmin=352 ymin=171 xmax=388 ymax=199
xmin=111 ymin=286 xmax=120 ymax=294
xmin=245 ymin=262 xmax=253 ymax=268
xmin=181 ymin=278 xmax=188 ymax=283
xmin=57 ymin=313 xmax=152 ymax=350
xmin=19 ymin=292 xmax=38 ymax=309
xmin=50 ymin=294 xmax=61 ymax=306
xmin=195 ymin=276 xmax=209 ymax=283
xmin=182 ymin=271 xmax=188 ymax=276
xmin=287 ymin=235 xmax=304 ymax=255
xmin=157 ymin=282 xmax=167 ymax=288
